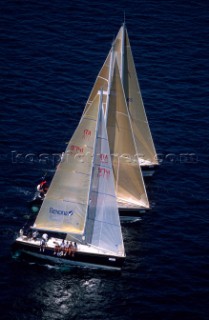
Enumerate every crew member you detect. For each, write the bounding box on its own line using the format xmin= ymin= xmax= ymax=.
xmin=37 ymin=180 xmax=48 ymax=197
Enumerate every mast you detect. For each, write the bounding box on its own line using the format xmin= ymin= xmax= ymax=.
xmin=105 ymin=45 xmax=115 ymax=124
xmin=121 ymin=21 xmax=125 ymax=85
xmin=83 ymin=90 xmax=103 ymax=241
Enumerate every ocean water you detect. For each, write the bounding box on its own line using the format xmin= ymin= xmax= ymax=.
xmin=1 ymin=0 xmax=209 ymax=319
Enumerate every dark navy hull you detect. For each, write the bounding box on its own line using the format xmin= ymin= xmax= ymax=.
xmin=142 ymin=165 xmax=158 ymax=177
xmin=12 ymin=240 xmax=125 ymax=271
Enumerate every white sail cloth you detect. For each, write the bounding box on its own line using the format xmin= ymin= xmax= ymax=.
xmin=34 ymin=92 xmax=125 ymax=256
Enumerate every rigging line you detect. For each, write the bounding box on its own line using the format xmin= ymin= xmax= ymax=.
xmin=82 ymin=116 xmax=97 ymax=122
xmin=116 ymin=111 xmax=129 ymax=117
xmin=90 ymin=189 xmax=117 ymax=198
xmin=98 ymin=76 xmax=108 ymax=82
xmin=97 ymin=136 xmax=108 ymax=142
xmin=83 ymin=241 xmax=121 ymax=256
xmin=66 ymin=234 xmax=84 ymax=244
xmin=87 ymin=216 xmax=121 ymax=227
xmin=93 ymin=162 xmax=112 ymax=168
xmin=62 ymin=199 xmax=87 ymax=206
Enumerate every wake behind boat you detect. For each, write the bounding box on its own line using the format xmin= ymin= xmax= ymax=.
xmin=13 ymin=91 xmax=125 ymax=270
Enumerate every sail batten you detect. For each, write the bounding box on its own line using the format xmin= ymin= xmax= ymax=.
xmin=83 ymin=53 xmax=111 ymax=116
xmin=89 ymin=189 xmax=117 ymax=198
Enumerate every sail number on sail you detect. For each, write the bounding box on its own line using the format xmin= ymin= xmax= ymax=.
xmin=98 ymin=167 xmax=110 ymax=178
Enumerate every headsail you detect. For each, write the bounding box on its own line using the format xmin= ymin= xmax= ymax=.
xmin=82 ymin=27 xmax=150 ymax=210
xmin=83 ymin=53 xmax=111 ymax=116
xmin=33 ymin=94 xmax=101 ymax=236
xmin=106 ymin=61 xmax=149 ymax=209
xmin=115 ymin=24 xmax=158 ymax=166
xmin=83 ymin=24 xmax=158 ymax=167
xmin=85 ymin=90 xmax=125 ymax=255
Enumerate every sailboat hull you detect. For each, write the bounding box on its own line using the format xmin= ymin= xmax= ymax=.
xmin=12 ymin=238 xmax=125 ymax=271
xmin=119 ymin=208 xmax=146 ymax=222
xmin=142 ymin=165 xmax=156 ymax=177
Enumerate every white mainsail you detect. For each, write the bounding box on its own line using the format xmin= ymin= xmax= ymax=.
xmin=83 ymin=24 xmax=158 ymax=167
xmin=34 ymin=94 xmax=101 ymax=235
xmin=83 ymin=52 xmax=110 ymax=116
xmin=115 ymin=23 xmax=158 ymax=166
xmin=106 ymin=61 xmax=149 ymax=210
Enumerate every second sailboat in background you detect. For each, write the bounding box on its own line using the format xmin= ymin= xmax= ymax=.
xmin=83 ymin=22 xmax=158 ymax=219
xmin=84 ymin=22 xmax=159 ymax=177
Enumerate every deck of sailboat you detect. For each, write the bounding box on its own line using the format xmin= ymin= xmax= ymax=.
xmin=15 ymin=236 xmax=123 ymax=257
xmin=13 ymin=235 xmax=125 ymax=270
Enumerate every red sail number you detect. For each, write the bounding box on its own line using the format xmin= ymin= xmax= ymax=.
xmin=98 ymin=167 xmax=110 ymax=178
xmin=70 ymin=145 xmax=84 ymax=153
xmin=100 ymin=153 xmax=108 ymax=163
xmin=83 ymin=129 xmax=91 ymax=139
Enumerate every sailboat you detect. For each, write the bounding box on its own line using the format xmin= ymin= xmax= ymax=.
xmin=12 ymin=91 xmax=125 ymax=270
xmin=28 ymin=23 xmax=153 ymax=221
xmin=106 ymin=58 xmax=150 ymax=216
xmin=82 ymin=26 xmax=150 ymax=218
xmin=83 ymin=23 xmax=158 ymax=177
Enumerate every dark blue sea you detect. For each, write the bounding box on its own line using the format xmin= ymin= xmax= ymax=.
xmin=1 ymin=0 xmax=209 ymax=319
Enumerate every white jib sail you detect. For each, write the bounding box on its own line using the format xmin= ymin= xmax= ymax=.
xmin=107 ymin=60 xmax=149 ymax=209
xmin=115 ymin=24 xmax=158 ymax=165
xmin=84 ymin=90 xmax=125 ymax=256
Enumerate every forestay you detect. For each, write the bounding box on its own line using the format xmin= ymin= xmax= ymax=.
xmin=84 ymin=91 xmax=125 ymax=255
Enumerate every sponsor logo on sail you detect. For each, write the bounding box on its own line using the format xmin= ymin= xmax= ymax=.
xmin=49 ymin=207 xmax=73 ymax=216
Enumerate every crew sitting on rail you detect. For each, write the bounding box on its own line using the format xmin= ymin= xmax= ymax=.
xmin=53 ymin=240 xmax=77 ymax=257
